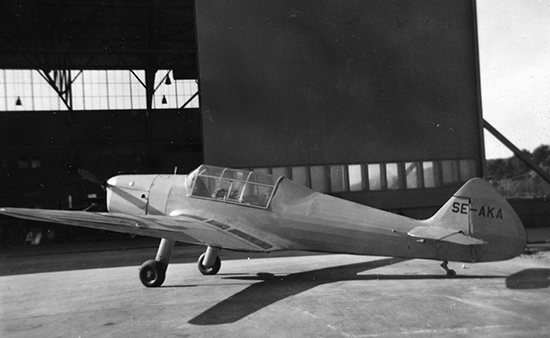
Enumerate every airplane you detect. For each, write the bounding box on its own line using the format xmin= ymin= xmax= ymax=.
xmin=0 ymin=164 xmax=526 ymax=287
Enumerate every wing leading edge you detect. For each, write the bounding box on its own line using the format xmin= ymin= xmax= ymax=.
xmin=0 ymin=207 xmax=270 ymax=252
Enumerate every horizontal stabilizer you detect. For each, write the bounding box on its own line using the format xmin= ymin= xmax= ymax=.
xmin=408 ymin=226 xmax=486 ymax=246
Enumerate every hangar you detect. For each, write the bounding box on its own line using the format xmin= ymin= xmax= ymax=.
xmin=0 ymin=0 xmax=546 ymax=233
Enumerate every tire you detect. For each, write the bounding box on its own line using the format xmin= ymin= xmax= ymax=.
xmin=139 ymin=260 xmax=166 ymax=287
xmin=446 ymin=269 xmax=457 ymax=278
xmin=197 ymin=253 xmax=221 ymax=275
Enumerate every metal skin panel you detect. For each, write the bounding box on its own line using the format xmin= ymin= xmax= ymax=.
xmin=0 ymin=166 xmax=526 ymax=264
xmin=147 ymin=175 xmax=175 ymax=216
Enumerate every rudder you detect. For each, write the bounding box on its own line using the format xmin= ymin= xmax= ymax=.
xmin=428 ymin=178 xmax=526 ymax=261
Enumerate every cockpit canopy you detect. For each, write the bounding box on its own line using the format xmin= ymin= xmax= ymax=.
xmin=186 ymin=165 xmax=283 ymax=209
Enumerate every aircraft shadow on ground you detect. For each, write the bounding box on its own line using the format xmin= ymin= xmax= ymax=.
xmin=188 ymin=257 xmax=502 ymax=326
xmin=505 ymin=268 xmax=550 ymax=289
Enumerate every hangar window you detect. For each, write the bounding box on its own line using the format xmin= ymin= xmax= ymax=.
xmin=386 ymin=163 xmax=401 ymax=190
xmin=18 ymin=158 xmax=29 ymax=169
xmin=15 ymin=157 xmax=41 ymax=169
xmin=330 ymin=165 xmax=347 ymax=192
xmin=107 ymin=70 xmax=136 ymax=110
xmin=83 ymin=70 xmax=110 ymax=110
xmin=367 ymin=164 xmax=382 ymax=190
xmin=459 ymin=159 xmax=476 ymax=181
xmin=422 ymin=161 xmax=439 ymax=188
xmin=310 ymin=166 xmax=328 ymax=192
xmin=291 ymin=166 xmax=309 ymax=187
xmin=272 ymin=167 xmax=289 ymax=178
xmin=441 ymin=160 xmax=460 ymax=185
xmin=253 ymin=168 xmax=271 ymax=175
xmin=31 ymin=158 xmax=41 ymax=169
xmin=0 ymin=69 xmax=199 ymax=111
xmin=348 ymin=164 xmax=364 ymax=191
xmin=405 ymin=162 xmax=421 ymax=189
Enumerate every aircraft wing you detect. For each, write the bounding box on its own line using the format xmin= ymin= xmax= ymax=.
xmin=0 ymin=207 xmax=270 ymax=252
xmin=407 ymin=226 xmax=486 ymax=246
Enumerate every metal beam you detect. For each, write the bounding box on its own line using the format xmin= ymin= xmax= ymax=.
xmin=484 ymin=119 xmax=550 ymax=185
xmin=179 ymin=91 xmax=199 ymax=111
xmin=36 ymin=69 xmax=78 ymax=111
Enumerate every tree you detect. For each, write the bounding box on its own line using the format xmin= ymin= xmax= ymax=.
xmin=532 ymin=144 xmax=550 ymax=167
xmin=485 ymin=144 xmax=550 ymax=198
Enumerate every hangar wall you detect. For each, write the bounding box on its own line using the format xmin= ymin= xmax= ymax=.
xmin=196 ymin=0 xmax=483 ymax=167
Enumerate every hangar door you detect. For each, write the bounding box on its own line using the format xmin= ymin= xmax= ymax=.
xmin=194 ymin=0 xmax=484 ymax=170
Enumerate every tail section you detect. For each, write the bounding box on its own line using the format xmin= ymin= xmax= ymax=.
xmin=427 ymin=178 xmax=526 ymax=262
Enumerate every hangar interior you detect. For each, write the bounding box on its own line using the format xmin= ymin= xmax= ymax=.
xmin=0 ymin=0 xmax=202 ymax=212
xmin=0 ymin=0 xmax=547 ymax=241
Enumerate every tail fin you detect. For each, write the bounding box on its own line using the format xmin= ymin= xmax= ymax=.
xmin=427 ymin=178 xmax=526 ymax=261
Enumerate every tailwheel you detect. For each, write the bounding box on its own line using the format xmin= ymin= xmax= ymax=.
xmin=197 ymin=253 xmax=221 ymax=275
xmin=139 ymin=259 xmax=166 ymax=287
xmin=440 ymin=261 xmax=457 ymax=277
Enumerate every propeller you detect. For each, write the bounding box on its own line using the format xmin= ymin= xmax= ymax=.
xmin=78 ymin=169 xmax=108 ymax=189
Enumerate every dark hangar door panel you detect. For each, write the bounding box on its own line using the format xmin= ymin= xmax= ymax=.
xmin=194 ymin=0 xmax=483 ymax=168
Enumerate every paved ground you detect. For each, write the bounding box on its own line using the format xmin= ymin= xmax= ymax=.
xmin=1 ymin=240 xmax=549 ymax=338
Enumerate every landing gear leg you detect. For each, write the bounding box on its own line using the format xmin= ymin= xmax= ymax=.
xmin=197 ymin=246 xmax=221 ymax=275
xmin=440 ymin=261 xmax=456 ymax=277
xmin=139 ymin=238 xmax=175 ymax=287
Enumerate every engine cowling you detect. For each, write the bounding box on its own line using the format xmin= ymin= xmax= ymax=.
xmin=106 ymin=175 xmax=158 ymax=214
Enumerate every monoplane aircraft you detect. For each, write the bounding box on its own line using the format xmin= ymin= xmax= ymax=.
xmin=0 ymin=164 xmax=526 ymax=287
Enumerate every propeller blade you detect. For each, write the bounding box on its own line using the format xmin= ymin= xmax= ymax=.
xmin=78 ymin=169 xmax=106 ymax=187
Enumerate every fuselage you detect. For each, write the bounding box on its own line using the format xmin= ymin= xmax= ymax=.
xmin=105 ymin=167 xmax=524 ymax=264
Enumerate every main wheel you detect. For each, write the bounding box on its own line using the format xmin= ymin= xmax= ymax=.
xmin=139 ymin=260 xmax=166 ymax=287
xmin=446 ymin=269 xmax=457 ymax=277
xmin=197 ymin=253 xmax=221 ymax=275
